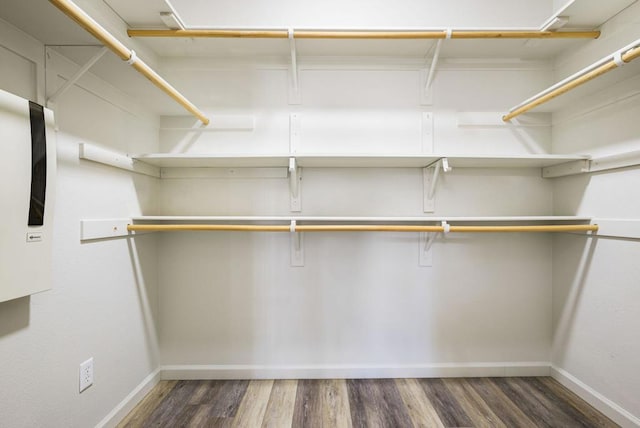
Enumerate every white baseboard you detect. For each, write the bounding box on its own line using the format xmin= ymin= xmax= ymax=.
xmin=551 ymin=366 xmax=640 ymax=428
xmin=160 ymin=362 xmax=550 ymax=380
xmin=96 ymin=368 xmax=161 ymax=428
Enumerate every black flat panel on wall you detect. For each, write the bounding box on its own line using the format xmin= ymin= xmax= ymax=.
xmin=28 ymin=101 xmax=47 ymax=226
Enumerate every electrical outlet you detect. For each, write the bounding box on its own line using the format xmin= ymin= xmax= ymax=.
xmin=79 ymin=358 xmax=94 ymax=392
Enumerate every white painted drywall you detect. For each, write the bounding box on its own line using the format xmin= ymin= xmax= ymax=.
xmin=551 ymin=2 xmax=640 ymax=424
xmin=0 ymin=17 xmax=160 ymax=428
xmin=156 ymin=48 xmax=556 ymax=373
xmin=167 ymin=0 xmax=553 ymax=28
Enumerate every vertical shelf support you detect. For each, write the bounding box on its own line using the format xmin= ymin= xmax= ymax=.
xmin=289 ymin=157 xmax=302 ymax=212
xmin=290 ymin=113 xmax=301 ymax=153
xmin=421 ymin=112 xmax=434 ymax=152
xmin=290 ymin=220 xmax=304 ymax=266
xmin=288 ymin=28 xmax=301 ymax=104
xmin=423 ymin=158 xmax=451 ymax=212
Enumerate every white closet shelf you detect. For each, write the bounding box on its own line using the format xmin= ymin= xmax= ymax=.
xmin=130 ymin=216 xmax=593 ymax=223
xmin=131 ymin=153 xmax=589 ymax=169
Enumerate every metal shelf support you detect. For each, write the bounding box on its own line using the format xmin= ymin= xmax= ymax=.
xmin=289 ymin=157 xmax=302 ymax=211
xmin=423 ymin=158 xmax=451 ymax=212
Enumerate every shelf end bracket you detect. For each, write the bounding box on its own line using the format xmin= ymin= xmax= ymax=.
xmin=423 ymin=158 xmax=451 ymax=212
xmin=288 ymin=28 xmax=301 ymax=104
xmin=289 ymin=157 xmax=302 ymax=211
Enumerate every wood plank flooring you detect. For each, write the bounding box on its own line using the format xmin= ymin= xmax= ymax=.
xmin=117 ymin=377 xmax=618 ymax=428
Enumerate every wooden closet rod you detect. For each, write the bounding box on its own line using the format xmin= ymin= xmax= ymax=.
xmin=48 ymin=0 xmax=210 ymax=125
xmin=127 ymin=29 xmax=600 ymax=40
xmin=127 ymin=224 xmax=598 ymax=233
xmin=503 ymin=42 xmax=640 ymax=121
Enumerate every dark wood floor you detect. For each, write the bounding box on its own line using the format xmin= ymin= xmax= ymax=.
xmin=118 ymin=377 xmax=618 ymax=427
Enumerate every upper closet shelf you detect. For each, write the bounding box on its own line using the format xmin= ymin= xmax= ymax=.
xmin=131 ymin=153 xmax=589 ymax=169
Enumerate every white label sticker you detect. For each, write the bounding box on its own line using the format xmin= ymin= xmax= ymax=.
xmin=26 ymin=232 xmax=43 ymax=242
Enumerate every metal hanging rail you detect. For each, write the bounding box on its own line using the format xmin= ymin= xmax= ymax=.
xmin=503 ymin=39 xmax=640 ymax=121
xmin=127 ymin=223 xmax=598 ymax=233
xmin=48 ymin=0 xmax=210 ymax=125
xmin=126 ymin=29 xmax=600 ymax=40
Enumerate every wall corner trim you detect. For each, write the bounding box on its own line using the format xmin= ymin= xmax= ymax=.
xmin=96 ymin=367 xmax=161 ymax=428
xmin=550 ymin=366 xmax=640 ymax=428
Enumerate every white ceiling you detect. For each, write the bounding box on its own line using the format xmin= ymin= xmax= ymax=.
xmin=0 ymin=0 xmax=96 ymax=45
xmin=0 ymin=0 xmax=636 ymax=116
xmin=0 ymin=0 xmax=635 ymax=57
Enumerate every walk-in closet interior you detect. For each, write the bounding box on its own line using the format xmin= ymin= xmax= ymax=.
xmin=0 ymin=0 xmax=639 ymax=426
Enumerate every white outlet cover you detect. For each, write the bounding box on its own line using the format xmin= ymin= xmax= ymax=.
xmin=79 ymin=358 xmax=94 ymax=392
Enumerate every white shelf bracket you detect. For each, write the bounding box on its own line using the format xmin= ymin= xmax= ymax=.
xmin=425 ymin=38 xmax=443 ymax=93
xmin=80 ymin=218 xmax=133 ymax=241
xmin=47 ymin=46 xmax=108 ymax=108
xmin=419 ymin=221 xmax=449 ymax=267
xmin=421 ymin=33 xmax=447 ymax=104
xmin=79 ymin=143 xmax=161 ymax=178
xmin=419 ymin=231 xmax=436 ymax=266
xmin=289 ymin=157 xmax=302 ymax=212
xmin=423 ymin=158 xmax=451 ymax=212
xmin=290 ymin=220 xmax=304 ymax=266
xmin=288 ymin=28 xmax=301 ymax=104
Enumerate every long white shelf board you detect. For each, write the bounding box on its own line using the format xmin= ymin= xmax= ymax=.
xmin=132 ymin=153 xmax=589 ymax=169
xmin=131 ymin=216 xmax=593 ymax=223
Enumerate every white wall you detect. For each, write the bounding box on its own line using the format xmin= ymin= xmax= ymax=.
xmin=168 ymin=0 xmax=553 ymax=28
xmin=0 ymin=18 xmax=161 ymax=428
xmin=156 ymin=51 xmax=557 ymax=376
xmin=551 ymin=2 xmax=640 ymax=425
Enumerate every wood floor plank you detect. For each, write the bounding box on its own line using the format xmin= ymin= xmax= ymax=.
xmin=443 ymin=378 xmax=507 ymax=428
xmin=188 ymin=381 xmax=216 ymax=405
xmin=187 ymin=404 xmax=214 ymax=428
xmin=293 ymin=379 xmax=323 ymax=427
xmin=262 ymin=379 xmax=298 ymax=428
xmin=538 ymin=378 xmax=618 ymax=428
xmin=322 ymin=379 xmax=353 ymax=428
xmin=205 ymin=380 xmax=250 ymax=418
xmin=395 ymin=378 xmax=445 ymax=428
xmin=347 ymin=379 xmax=413 ymax=428
xmin=117 ymin=380 xmax=178 ymax=428
xmin=140 ymin=380 xmax=201 ymax=428
xmin=231 ymin=380 xmax=274 ymax=428
xmin=465 ymin=377 xmax=537 ymax=428
xmin=493 ymin=377 xmax=588 ymax=428
xmin=419 ymin=378 xmax=474 ymax=427
xmin=514 ymin=377 xmax=611 ymax=428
